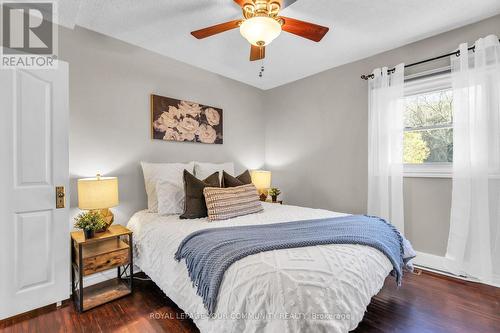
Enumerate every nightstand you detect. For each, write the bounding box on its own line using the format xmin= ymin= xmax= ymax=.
xmin=265 ymin=199 xmax=283 ymax=205
xmin=71 ymin=225 xmax=133 ymax=312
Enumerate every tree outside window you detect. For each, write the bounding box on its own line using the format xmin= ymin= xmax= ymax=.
xmin=403 ymin=89 xmax=453 ymax=164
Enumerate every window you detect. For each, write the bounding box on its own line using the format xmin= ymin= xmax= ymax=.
xmin=403 ymin=73 xmax=453 ymax=177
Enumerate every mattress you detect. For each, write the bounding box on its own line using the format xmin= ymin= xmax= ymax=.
xmin=127 ymin=203 xmax=393 ymax=333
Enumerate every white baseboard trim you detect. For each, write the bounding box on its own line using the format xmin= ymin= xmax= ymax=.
xmin=412 ymin=251 xmax=448 ymax=271
xmin=413 ymin=251 xmax=500 ymax=288
xmin=83 ymin=270 xmax=117 ymax=286
xmin=81 ymin=265 xmax=142 ymax=287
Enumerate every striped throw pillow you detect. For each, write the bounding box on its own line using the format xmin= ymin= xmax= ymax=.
xmin=203 ymin=184 xmax=263 ymax=221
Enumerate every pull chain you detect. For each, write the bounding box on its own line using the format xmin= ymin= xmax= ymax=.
xmin=259 ymin=59 xmax=265 ymax=78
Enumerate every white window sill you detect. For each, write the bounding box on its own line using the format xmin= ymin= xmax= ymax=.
xmin=403 ymin=163 xmax=452 ymax=178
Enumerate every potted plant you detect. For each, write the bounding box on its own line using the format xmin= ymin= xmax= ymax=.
xmin=268 ymin=187 xmax=281 ymax=203
xmin=74 ymin=211 xmax=107 ymax=239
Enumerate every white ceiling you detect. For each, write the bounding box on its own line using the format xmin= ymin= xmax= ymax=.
xmin=57 ymin=0 xmax=500 ymax=90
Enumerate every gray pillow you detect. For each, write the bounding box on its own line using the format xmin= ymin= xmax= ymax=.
xmin=222 ymin=170 xmax=252 ymax=188
xmin=180 ymin=170 xmax=220 ymax=219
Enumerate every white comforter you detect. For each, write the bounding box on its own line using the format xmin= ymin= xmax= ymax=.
xmin=127 ymin=203 xmax=394 ymax=333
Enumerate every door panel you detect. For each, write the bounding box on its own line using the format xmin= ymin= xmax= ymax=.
xmin=15 ymin=70 xmax=52 ymax=186
xmin=0 ymin=63 xmax=69 ymax=320
xmin=16 ymin=210 xmax=53 ymax=291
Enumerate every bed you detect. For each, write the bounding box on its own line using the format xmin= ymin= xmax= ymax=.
xmin=127 ymin=202 xmax=404 ymax=333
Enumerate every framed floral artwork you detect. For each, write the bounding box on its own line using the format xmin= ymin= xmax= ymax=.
xmin=151 ymin=94 xmax=223 ymax=144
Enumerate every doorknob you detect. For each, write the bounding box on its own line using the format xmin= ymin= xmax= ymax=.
xmin=56 ymin=186 xmax=65 ymax=209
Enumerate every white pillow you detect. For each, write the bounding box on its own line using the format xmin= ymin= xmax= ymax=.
xmin=141 ymin=161 xmax=194 ymax=212
xmin=194 ymin=162 xmax=234 ymax=181
xmin=157 ymin=180 xmax=184 ymax=215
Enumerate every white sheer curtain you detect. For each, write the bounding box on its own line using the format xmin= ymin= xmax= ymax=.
xmin=367 ymin=64 xmax=405 ymax=234
xmin=446 ymin=35 xmax=500 ymax=286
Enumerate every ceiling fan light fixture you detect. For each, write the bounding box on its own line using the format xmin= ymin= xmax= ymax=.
xmin=239 ymin=16 xmax=282 ymax=46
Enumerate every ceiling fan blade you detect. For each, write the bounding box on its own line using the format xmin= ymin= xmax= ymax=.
xmin=250 ymin=45 xmax=265 ymax=61
xmin=191 ymin=20 xmax=241 ymax=39
xmin=277 ymin=0 xmax=298 ymax=9
xmin=280 ymin=16 xmax=329 ymax=42
xmin=233 ymin=0 xmax=251 ymax=7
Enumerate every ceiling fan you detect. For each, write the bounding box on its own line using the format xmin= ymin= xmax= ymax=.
xmin=191 ymin=0 xmax=329 ymax=61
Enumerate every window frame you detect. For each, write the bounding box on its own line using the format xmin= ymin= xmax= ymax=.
xmin=403 ymin=72 xmax=453 ymax=178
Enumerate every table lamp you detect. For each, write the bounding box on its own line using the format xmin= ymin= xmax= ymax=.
xmin=251 ymin=170 xmax=271 ymax=201
xmin=77 ymin=174 xmax=119 ymax=231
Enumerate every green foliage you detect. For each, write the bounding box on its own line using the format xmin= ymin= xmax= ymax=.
xmin=420 ymin=128 xmax=453 ymax=162
xmin=74 ymin=211 xmax=107 ymax=231
xmin=404 ymin=132 xmax=430 ymax=163
xmin=268 ymin=187 xmax=281 ymax=197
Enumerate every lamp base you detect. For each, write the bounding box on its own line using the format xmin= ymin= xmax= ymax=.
xmin=259 ymin=193 xmax=268 ymax=201
xmin=94 ymin=208 xmax=114 ymax=232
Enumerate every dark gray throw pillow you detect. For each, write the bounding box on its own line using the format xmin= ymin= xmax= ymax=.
xmin=222 ymin=170 xmax=252 ymax=188
xmin=180 ymin=170 xmax=220 ymax=219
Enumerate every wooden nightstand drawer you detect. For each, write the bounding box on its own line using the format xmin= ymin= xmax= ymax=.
xmin=73 ymin=238 xmax=130 ymax=276
xmin=82 ymin=245 xmax=129 ymax=276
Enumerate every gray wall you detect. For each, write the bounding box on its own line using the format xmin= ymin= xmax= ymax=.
xmin=60 ymin=15 xmax=500 ymax=256
xmin=264 ymin=15 xmax=500 ymax=256
xmin=59 ymin=26 xmax=266 ymax=224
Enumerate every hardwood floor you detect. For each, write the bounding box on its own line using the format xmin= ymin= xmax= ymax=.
xmin=1 ymin=270 xmax=499 ymax=333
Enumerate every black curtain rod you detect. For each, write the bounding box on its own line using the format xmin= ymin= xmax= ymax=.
xmin=360 ymin=38 xmax=500 ymax=80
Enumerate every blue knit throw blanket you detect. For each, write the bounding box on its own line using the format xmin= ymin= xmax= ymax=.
xmin=175 ymin=215 xmax=404 ymax=314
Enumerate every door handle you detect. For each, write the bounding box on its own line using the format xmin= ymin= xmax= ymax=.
xmin=56 ymin=186 xmax=65 ymax=209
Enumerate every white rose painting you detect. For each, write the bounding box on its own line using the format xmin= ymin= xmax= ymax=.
xmin=151 ymin=94 xmax=223 ymax=144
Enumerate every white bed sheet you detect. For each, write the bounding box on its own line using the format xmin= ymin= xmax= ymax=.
xmin=127 ymin=203 xmax=393 ymax=333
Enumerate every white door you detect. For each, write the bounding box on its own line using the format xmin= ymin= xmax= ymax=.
xmin=0 ymin=63 xmax=69 ymax=320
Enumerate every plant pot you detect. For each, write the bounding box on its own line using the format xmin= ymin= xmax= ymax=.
xmin=271 ymin=195 xmax=277 ymax=202
xmin=84 ymin=229 xmax=95 ymax=240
